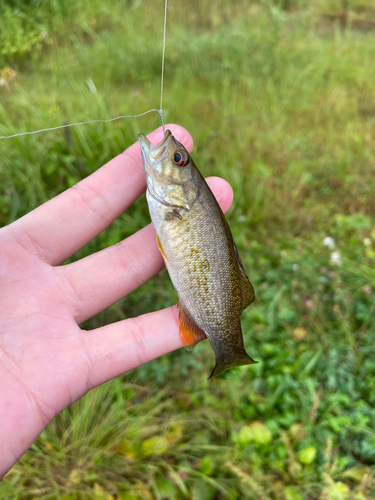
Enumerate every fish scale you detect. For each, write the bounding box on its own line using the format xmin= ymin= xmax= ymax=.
xmin=149 ymin=182 xmax=231 ymax=329
xmin=139 ymin=129 xmax=256 ymax=377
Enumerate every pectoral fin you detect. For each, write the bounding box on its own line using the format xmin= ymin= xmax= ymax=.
xmin=178 ymin=302 xmax=207 ymax=348
xmin=165 ymin=209 xmax=183 ymax=221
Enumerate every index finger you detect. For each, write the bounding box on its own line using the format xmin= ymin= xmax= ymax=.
xmin=9 ymin=124 xmax=193 ymax=265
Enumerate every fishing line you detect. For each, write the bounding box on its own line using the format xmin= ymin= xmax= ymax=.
xmin=0 ymin=110 xmax=159 ymax=140
xmin=157 ymin=0 xmax=168 ymax=135
xmin=0 ymin=0 xmax=168 ymax=140
xmin=159 ymin=0 xmax=168 ymax=135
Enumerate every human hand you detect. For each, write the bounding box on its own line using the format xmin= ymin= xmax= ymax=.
xmin=0 ymin=124 xmax=233 ymax=477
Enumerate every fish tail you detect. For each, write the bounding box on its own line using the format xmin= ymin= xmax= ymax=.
xmin=208 ymin=351 xmax=257 ymax=379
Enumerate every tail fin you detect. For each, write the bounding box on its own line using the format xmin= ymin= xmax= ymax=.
xmin=208 ymin=352 xmax=257 ymax=379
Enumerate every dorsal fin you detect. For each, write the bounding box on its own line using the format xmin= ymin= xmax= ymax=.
xmin=232 ymin=238 xmax=255 ymax=310
xmin=207 ymin=178 xmax=255 ymax=311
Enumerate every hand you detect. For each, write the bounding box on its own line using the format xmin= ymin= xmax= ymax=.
xmin=0 ymin=124 xmax=233 ymax=477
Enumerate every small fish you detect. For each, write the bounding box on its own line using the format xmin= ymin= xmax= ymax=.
xmin=138 ymin=130 xmax=256 ymax=377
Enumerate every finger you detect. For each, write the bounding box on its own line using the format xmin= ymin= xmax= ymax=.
xmin=62 ymin=177 xmax=234 ymax=323
xmin=84 ymin=306 xmax=184 ymax=389
xmin=9 ymin=124 xmax=193 ymax=266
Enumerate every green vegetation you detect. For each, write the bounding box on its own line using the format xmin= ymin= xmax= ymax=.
xmin=1 ymin=0 xmax=375 ymax=498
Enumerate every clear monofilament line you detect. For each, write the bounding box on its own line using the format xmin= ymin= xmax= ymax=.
xmin=0 ymin=110 xmax=159 ymax=140
xmin=159 ymin=0 xmax=168 ymax=134
xmin=158 ymin=109 xmax=165 ymax=135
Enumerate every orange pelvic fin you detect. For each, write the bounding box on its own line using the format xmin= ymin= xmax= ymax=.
xmin=178 ymin=302 xmax=207 ymax=348
xmin=156 ymin=234 xmax=167 ymax=262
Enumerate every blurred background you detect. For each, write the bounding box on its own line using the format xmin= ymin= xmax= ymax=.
xmin=1 ymin=0 xmax=375 ymax=498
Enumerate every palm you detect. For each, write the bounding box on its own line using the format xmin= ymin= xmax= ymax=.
xmin=0 ymin=125 xmax=233 ymax=477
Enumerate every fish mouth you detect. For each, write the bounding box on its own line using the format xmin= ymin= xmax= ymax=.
xmin=138 ymin=133 xmax=151 ymax=152
xmin=138 ymin=129 xmax=172 ymax=154
xmin=153 ymin=129 xmax=172 ymax=150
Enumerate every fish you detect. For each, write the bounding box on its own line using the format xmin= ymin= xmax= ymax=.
xmin=138 ymin=129 xmax=256 ymax=378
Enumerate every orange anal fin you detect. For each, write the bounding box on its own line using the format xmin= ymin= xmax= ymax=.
xmin=178 ymin=303 xmax=207 ymax=347
xmin=156 ymin=234 xmax=167 ymax=262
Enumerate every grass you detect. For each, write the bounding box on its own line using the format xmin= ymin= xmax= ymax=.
xmin=1 ymin=0 xmax=375 ymax=498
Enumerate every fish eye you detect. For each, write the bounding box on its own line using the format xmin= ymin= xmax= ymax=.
xmin=173 ymin=150 xmax=189 ymax=167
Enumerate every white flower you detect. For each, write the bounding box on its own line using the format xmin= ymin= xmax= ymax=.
xmin=238 ymin=215 xmax=246 ymax=223
xmin=292 ymin=264 xmax=299 ymax=271
xmin=363 ymin=238 xmax=371 ymax=246
xmin=323 ymin=237 xmax=335 ymax=250
xmin=330 ymin=251 xmax=342 ymax=266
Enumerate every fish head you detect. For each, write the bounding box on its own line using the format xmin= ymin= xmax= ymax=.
xmin=138 ymin=130 xmax=201 ymax=210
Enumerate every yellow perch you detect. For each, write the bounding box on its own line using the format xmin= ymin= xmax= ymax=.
xmin=138 ymin=130 xmax=256 ymax=378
